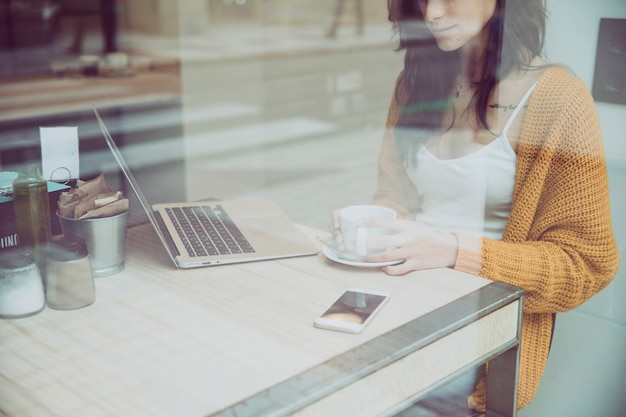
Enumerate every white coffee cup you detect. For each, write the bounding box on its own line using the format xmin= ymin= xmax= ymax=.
xmin=339 ymin=205 xmax=396 ymax=258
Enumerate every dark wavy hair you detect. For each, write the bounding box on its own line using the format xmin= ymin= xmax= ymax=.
xmin=387 ymin=0 xmax=546 ymax=161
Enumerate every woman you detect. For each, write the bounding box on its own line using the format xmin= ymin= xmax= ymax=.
xmin=333 ymin=0 xmax=620 ymax=413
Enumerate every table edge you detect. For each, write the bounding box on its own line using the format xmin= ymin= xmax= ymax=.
xmin=210 ymin=281 xmax=524 ymax=417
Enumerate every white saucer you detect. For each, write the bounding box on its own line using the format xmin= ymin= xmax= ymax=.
xmin=322 ymin=245 xmax=402 ymax=268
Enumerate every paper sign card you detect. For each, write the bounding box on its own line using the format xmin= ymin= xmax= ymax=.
xmin=40 ymin=126 xmax=80 ymax=182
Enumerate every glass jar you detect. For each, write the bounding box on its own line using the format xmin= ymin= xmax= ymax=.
xmin=12 ymin=148 xmax=51 ymax=280
xmin=0 ymin=246 xmax=45 ymax=319
xmin=46 ymin=238 xmax=95 ymax=310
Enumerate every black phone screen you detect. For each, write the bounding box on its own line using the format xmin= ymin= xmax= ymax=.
xmin=320 ymin=290 xmax=387 ymax=325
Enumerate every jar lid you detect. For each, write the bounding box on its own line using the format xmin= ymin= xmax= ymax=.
xmin=47 ymin=239 xmax=88 ymax=262
xmin=0 ymin=246 xmax=35 ymax=269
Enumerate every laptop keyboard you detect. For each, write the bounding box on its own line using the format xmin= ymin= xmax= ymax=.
xmin=165 ymin=205 xmax=256 ymax=257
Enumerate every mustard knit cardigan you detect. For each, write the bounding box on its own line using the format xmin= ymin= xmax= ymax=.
xmin=373 ymin=65 xmax=621 ymax=410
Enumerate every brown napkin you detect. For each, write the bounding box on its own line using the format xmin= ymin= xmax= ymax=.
xmin=58 ymin=174 xmax=129 ymax=219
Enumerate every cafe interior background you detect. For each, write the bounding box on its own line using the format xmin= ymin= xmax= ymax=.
xmin=0 ymin=0 xmax=624 ymax=415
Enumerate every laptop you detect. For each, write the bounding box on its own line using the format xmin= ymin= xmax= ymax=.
xmin=93 ymin=107 xmax=318 ymax=268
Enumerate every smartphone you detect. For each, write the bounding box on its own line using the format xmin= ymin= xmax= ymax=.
xmin=313 ymin=288 xmax=390 ymax=334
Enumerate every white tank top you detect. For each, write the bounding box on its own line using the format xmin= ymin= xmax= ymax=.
xmin=409 ymin=82 xmax=537 ymax=239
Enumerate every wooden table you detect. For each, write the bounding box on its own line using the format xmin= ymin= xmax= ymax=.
xmin=0 ymin=223 xmax=523 ymax=417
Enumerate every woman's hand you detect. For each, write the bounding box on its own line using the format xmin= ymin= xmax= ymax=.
xmin=359 ymin=217 xmax=459 ymax=276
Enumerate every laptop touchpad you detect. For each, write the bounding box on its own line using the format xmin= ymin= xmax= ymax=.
xmin=242 ymin=216 xmax=294 ymax=235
